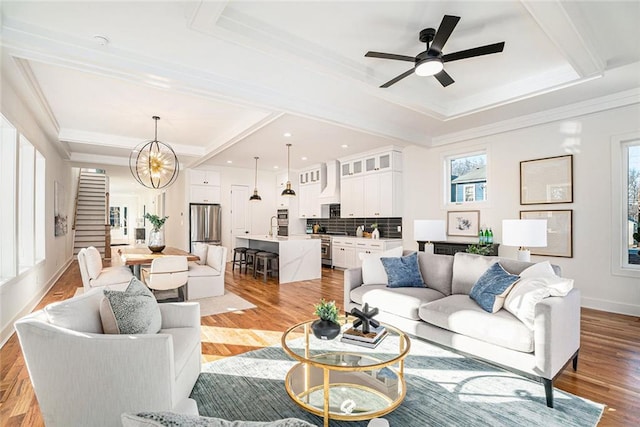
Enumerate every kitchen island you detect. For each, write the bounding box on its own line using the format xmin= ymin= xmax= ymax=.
xmin=235 ymin=235 xmax=321 ymax=284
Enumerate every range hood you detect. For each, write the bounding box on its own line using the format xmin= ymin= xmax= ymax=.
xmin=318 ymin=160 xmax=341 ymax=205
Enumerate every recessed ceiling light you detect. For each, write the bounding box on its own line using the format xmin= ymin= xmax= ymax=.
xmin=341 ymin=144 xmax=349 ymax=148
xmin=226 ymin=160 xmax=233 ymax=164
xmin=283 ymin=132 xmax=292 ymax=137
xmin=301 ymin=156 xmax=307 ymax=160
xmin=273 ymin=166 xmax=279 ymax=169
xmin=93 ymin=35 xmax=110 ymax=46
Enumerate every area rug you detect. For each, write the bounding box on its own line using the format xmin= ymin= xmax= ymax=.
xmin=73 ymin=288 xmax=256 ymax=317
xmin=191 ymin=337 xmax=604 ymax=427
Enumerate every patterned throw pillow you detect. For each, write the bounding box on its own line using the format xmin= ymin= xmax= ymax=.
xmin=120 ymin=412 xmax=317 ymax=427
xmin=380 ymin=252 xmax=425 ymax=288
xmin=469 ymin=262 xmax=520 ymax=313
xmin=100 ymin=277 xmax=162 ymax=334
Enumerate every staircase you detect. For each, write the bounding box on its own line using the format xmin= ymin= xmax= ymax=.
xmin=73 ymin=170 xmax=109 ymax=258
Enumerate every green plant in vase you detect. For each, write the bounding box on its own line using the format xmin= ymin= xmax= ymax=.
xmin=311 ymin=299 xmax=340 ymax=340
xmin=145 ymin=213 xmax=169 ymax=253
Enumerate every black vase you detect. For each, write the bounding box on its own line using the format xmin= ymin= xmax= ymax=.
xmin=311 ymin=319 xmax=341 ymax=340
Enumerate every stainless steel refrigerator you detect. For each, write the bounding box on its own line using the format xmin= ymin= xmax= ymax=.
xmin=189 ymin=203 xmax=221 ymax=252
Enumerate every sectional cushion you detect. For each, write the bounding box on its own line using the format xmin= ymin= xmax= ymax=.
xmin=469 ymin=263 xmax=520 ymax=313
xmin=100 ymin=277 xmax=162 ymax=334
xmin=415 ymin=252 xmax=453 ymax=296
xmin=381 ymin=252 xmax=425 ymax=288
xmin=360 ymin=246 xmax=404 ymax=285
xmin=451 ymin=253 xmax=498 ymax=295
xmin=354 ymin=285 xmax=445 ymax=320
xmin=45 ymin=287 xmax=105 ymax=333
xmin=419 ymin=295 xmax=534 ymax=353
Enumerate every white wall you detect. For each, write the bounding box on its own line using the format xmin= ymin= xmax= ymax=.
xmin=402 ymin=104 xmax=640 ymax=316
xmin=0 ymin=72 xmax=73 ymax=345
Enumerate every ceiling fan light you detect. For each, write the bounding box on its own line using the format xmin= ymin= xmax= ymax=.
xmin=415 ymin=58 xmax=444 ymax=76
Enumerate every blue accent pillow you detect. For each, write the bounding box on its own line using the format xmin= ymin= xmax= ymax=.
xmin=469 ymin=262 xmax=520 ymax=313
xmin=380 ymin=252 xmax=425 ymax=288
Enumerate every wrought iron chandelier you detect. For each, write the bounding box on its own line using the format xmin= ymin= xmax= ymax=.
xmin=129 ymin=116 xmax=179 ymax=189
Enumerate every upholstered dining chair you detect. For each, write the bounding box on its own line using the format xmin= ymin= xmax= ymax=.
xmin=78 ymin=246 xmax=133 ymax=292
xmin=142 ymin=256 xmax=189 ymax=302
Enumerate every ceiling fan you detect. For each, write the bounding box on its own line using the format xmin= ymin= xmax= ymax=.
xmin=365 ymin=15 xmax=505 ymax=88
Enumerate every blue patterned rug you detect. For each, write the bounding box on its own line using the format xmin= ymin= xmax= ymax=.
xmin=191 ymin=337 xmax=603 ymax=426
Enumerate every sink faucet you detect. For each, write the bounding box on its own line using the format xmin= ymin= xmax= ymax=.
xmin=269 ymin=216 xmax=278 ymax=237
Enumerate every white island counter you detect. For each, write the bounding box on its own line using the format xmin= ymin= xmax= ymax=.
xmin=235 ymin=235 xmax=321 ymax=284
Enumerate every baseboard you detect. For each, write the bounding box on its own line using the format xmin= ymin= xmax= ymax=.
xmin=0 ymin=257 xmax=74 ymax=348
xmin=581 ymin=296 xmax=640 ymax=317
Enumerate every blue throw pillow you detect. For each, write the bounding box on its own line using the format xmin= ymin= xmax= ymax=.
xmin=469 ymin=262 xmax=520 ymax=313
xmin=380 ymin=252 xmax=425 ymax=288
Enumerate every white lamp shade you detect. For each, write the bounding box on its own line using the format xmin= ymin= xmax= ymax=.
xmin=414 ymin=220 xmax=446 ymax=242
xmin=502 ymin=219 xmax=548 ymax=247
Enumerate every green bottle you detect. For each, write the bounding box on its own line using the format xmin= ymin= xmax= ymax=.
xmin=487 ymin=228 xmax=493 ymax=244
xmin=479 ymin=228 xmax=485 ymax=244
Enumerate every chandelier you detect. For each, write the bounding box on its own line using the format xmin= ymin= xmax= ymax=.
xmin=129 ymin=116 xmax=179 ymax=189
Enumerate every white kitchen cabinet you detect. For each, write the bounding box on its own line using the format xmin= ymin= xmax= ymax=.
xmin=340 ymin=176 xmax=364 ymax=218
xmin=276 ymin=172 xmax=292 ymax=208
xmin=332 ymin=238 xmax=402 ymax=269
xmin=363 ymin=171 xmax=402 ymax=217
xmin=299 ymin=182 xmax=321 ymax=218
xmin=189 ymin=170 xmax=220 ymax=186
xmin=188 ymin=169 xmax=221 ymax=203
xmin=364 ymin=151 xmax=401 ymax=173
xmin=341 ymin=159 xmax=363 ymax=178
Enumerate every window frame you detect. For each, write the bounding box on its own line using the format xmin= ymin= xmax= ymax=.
xmin=443 ymin=147 xmax=489 ymax=208
xmin=611 ymin=131 xmax=640 ymax=278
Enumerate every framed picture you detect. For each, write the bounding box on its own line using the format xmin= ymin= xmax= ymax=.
xmin=447 ymin=210 xmax=480 ymax=237
xmin=54 ymin=181 xmax=68 ymax=237
xmin=520 ymin=155 xmax=573 ymax=205
xmin=520 ymin=210 xmax=573 ymax=257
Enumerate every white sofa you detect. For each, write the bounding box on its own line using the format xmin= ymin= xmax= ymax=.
xmin=78 ymin=246 xmax=133 ymax=292
xmin=187 ymin=244 xmax=228 ymax=300
xmin=14 ymin=288 xmax=202 ymax=427
xmin=344 ymin=251 xmax=580 ymax=408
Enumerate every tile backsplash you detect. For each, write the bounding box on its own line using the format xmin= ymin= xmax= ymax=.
xmin=306 ymin=217 xmax=402 ymax=239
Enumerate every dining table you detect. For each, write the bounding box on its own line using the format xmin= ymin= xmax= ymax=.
xmin=118 ymin=246 xmax=200 ymax=279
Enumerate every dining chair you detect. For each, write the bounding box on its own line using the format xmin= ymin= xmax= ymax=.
xmin=142 ymin=256 xmax=189 ymax=302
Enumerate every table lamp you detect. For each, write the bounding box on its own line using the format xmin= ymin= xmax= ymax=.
xmin=502 ymin=219 xmax=547 ymax=262
xmin=414 ymin=220 xmax=446 ymax=254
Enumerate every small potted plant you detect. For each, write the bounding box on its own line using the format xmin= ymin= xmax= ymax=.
xmin=312 ymin=299 xmax=340 ymax=340
xmin=145 ymin=213 xmax=169 ymax=253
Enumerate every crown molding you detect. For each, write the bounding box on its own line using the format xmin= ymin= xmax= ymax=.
xmin=69 ymin=152 xmax=128 ymax=167
xmin=432 ymin=88 xmax=640 ymax=146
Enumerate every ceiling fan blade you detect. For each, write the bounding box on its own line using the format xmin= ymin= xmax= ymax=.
xmin=434 ymin=70 xmax=454 ymax=87
xmin=380 ymin=68 xmax=415 ymax=88
xmin=365 ymin=51 xmax=415 ymax=62
xmin=442 ymin=42 xmax=505 ymax=62
xmin=430 ymin=15 xmax=460 ymax=54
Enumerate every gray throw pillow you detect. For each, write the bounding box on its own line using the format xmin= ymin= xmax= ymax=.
xmin=380 ymin=252 xmax=425 ymax=288
xmin=100 ymin=277 xmax=161 ymax=334
xmin=469 ymin=262 xmax=520 ymax=313
xmin=121 ymin=412 xmax=318 ymax=427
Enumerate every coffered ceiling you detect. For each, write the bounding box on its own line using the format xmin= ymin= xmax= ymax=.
xmin=1 ymin=1 xmax=639 ymax=173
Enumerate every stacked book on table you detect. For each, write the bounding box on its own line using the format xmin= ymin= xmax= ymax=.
xmin=340 ymin=324 xmax=387 ymax=348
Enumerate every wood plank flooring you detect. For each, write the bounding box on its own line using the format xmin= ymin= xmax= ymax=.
xmin=1 ymin=258 xmax=639 ymax=426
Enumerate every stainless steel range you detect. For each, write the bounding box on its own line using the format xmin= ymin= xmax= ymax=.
xmin=313 ymin=232 xmax=347 ymax=268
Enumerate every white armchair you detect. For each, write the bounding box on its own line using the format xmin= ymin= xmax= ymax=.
xmin=187 ymin=245 xmax=228 ymax=300
xmin=78 ymin=246 xmax=133 ymax=292
xmin=14 ymin=288 xmax=201 ymax=427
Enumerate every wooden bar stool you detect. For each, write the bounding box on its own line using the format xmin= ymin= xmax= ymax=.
xmin=254 ymin=252 xmax=278 ymax=282
xmin=245 ymin=249 xmax=260 ymax=274
xmin=232 ymin=247 xmax=248 ymax=272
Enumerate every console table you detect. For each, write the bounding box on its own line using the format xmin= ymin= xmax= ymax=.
xmin=417 ymin=241 xmax=499 ymax=256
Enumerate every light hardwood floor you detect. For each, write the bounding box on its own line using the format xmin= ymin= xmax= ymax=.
xmin=1 ymin=258 xmax=639 ymax=426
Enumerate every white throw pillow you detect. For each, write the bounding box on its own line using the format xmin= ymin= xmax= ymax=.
xmin=361 ymin=246 xmax=403 ymax=285
xmin=85 ymin=246 xmax=103 ymax=280
xmin=519 ymin=261 xmax=574 ymax=296
xmin=519 ymin=261 xmax=556 ymax=278
xmin=193 ymin=243 xmax=208 ymax=265
xmin=206 ymin=245 xmax=224 ymax=273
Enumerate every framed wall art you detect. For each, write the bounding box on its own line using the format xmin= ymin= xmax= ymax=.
xmin=520 ymin=210 xmax=573 ymax=257
xmin=520 ymin=155 xmax=573 ymax=205
xmin=54 ymin=181 xmax=68 ymax=237
xmin=447 ymin=210 xmax=480 ymax=237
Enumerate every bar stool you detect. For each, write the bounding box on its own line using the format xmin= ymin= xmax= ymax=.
xmin=244 ymin=249 xmax=260 ymax=274
xmin=232 ymin=247 xmax=248 ymax=272
xmin=254 ymin=252 xmax=278 ymax=282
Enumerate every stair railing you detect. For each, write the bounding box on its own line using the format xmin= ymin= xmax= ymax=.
xmin=104 ymin=176 xmax=111 ymax=259
xmin=71 ymin=170 xmax=82 ymax=231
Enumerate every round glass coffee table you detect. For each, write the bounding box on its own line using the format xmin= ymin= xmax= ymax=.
xmin=281 ymin=317 xmax=411 ymax=427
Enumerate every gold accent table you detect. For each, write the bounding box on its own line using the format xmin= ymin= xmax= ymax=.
xmin=281 ymin=317 xmax=410 ymax=427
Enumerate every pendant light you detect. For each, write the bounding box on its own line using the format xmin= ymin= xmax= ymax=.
xmin=249 ymin=156 xmax=262 ymax=201
xmin=281 ymin=143 xmax=296 ymax=197
xmin=129 ymin=116 xmax=179 ymax=189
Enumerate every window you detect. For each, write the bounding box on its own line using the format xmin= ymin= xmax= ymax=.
xmin=611 ymin=132 xmax=640 ymax=277
xmin=625 ymin=141 xmax=640 ymax=267
xmin=0 ymin=116 xmax=17 ymax=283
xmin=446 ymin=152 xmax=487 ymax=204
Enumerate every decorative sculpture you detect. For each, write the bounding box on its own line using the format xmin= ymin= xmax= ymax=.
xmin=349 ymin=303 xmax=379 ymax=334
